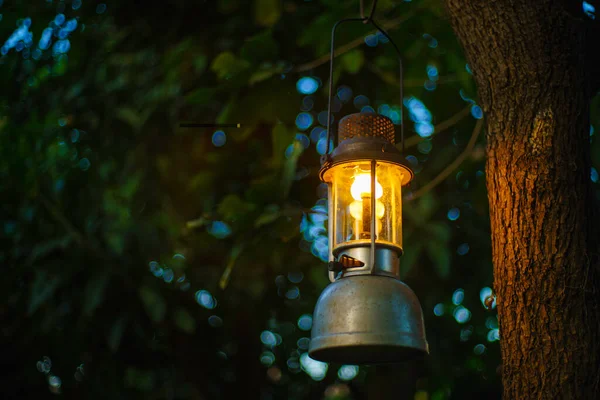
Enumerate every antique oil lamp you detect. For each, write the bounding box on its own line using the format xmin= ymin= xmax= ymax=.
xmin=308 ymin=12 xmax=429 ymax=364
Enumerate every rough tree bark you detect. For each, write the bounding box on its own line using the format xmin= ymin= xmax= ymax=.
xmin=442 ymin=1 xmax=600 ymax=398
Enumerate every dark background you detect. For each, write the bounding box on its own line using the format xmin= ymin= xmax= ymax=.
xmin=2 ymin=0 xmax=598 ymax=399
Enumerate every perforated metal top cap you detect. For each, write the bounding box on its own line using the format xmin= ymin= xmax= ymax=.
xmin=338 ymin=113 xmax=395 ymax=144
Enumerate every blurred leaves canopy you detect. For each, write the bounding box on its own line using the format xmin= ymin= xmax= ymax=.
xmin=1 ymin=0 xmax=599 ymax=399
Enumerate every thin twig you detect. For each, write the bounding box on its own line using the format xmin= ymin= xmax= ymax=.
xmin=293 ymin=10 xmax=419 ymax=73
xmin=219 ymin=243 xmax=244 ymax=290
xmin=407 ymin=118 xmax=484 ymax=201
xmin=401 ymin=104 xmax=473 ymax=149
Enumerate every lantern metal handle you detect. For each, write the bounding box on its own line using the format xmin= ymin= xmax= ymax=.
xmin=323 ymin=17 xmax=406 ymax=159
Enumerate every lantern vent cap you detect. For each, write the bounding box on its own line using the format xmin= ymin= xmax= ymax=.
xmin=338 ymin=113 xmax=396 ymax=144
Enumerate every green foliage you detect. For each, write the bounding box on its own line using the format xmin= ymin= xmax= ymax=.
xmin=211 ymin=51 xmax=251 ymax=80
xmin=139 ymin=285 xmax=167 ymax=323
xmin=8 ymin=0 xmax=592 ymax=398
xmin=254 ymin=0 xmax=282 ymax=27
xmin=341 ymin=49 xmax=365 ymax=74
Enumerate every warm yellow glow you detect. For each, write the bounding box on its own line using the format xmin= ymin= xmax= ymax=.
xmin=349 ymin=200 xmax=385 ymax=220
xmin=322 ymin=160 xmax=406 ymax=250
xmin=350 ymin=173 xmax=383 ymax=201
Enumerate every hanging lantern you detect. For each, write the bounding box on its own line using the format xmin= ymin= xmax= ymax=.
xmin=308 ymin=12 xmax=428 ymax=364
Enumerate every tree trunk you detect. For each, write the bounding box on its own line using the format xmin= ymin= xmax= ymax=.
xmin=442 ymin=1 xmax=600 ymax=398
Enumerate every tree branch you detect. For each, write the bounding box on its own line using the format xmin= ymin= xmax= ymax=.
xmin=407 ymin=118 xmax=483 ymax=201
xmin=401 ymin=104 xmax=472 ymax=149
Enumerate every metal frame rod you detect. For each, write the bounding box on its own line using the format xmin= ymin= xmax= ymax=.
xmin=368 ymin=19 xmax=404 ymax=154
xmin=325 ymin=17 xmax=366 ymax=156
xmin=370 ymin=160 xmax=377 ymax=272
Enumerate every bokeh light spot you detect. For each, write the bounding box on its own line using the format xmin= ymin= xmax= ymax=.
xmin=452 ymin=289 xmax=464 ymax=305
xmin=195 ymin=290 xmax=216 ymax=309
xmin=296 ymin=77 xmax=319 ymax=95
xmin=473 ymin=344 xmax=486 ymax=355
xmin=96 ymin=4 xmax=107 ymax=14
xmin=287 ymin=271 xmax=304 ymax=283
xmin=353 ymin=95 xmax=370 ymax=109
xmin=317 ymin=111 xmax=332 ymax=126
xmin=297 ymin=337 xmax=310 ymax=350
xmin=471 ymin=105 xmax=483 ymax=119
xmin=360 ymin=105 xmax=375 ymax=114
xmin=79 ymin=158 xmax=91 ymax=171
xmin=295 ymin=112 xmax=313 ymax=131
xmin=453 ymin=306 xmax=471 ymax=324
xmin=260 ymin=351 xmax=275 ymax=366
xmin=260 ymin=330 xmax=277 ymax=347
xmin=208 ymin=315 xmax=223 ymax=328
xmin=301 ymin=96 xmax=314 ymax=111
xmin=208 ymin=221 xmax=231 ymax=239
xmin=487 ymin=329 xmax=500 ymax=342
xmin=338 ymin=365 xmax=359 ymax=381
xmin=285 ymin=286 xmax=300 ymax=300
xmin=337 ymin=86 xmax=353 ymax=103
xmin=297 ymin=314 xmax=313 ymax=331
xmin=300 ymin=353 xmax=328 ymax=381
xmin=457 ymin=243 xmax=470 ymax=255
xmin=48 ymin=375 xmax=61 ymax=388
xmin=212 ymin=130 xmax=226 ymax=147
xmin=447 ymin=207 xmax=460 ymax=221
xmin=364 ymin=34 xmax=378 ymax=47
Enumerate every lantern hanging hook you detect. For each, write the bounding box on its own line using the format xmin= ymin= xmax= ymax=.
xmin=359 ymin=0 xmax=378 ymax=23
xmin=323 ymin=5 xmax=405 ymax=161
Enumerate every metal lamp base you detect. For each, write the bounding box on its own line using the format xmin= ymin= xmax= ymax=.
xmin=309 ymin=275 xmax=428 ymax=364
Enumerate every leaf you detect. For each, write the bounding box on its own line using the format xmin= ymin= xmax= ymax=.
xmin=25 ymin=236 xmax=72 ymax=266
xmin=400 ymin=242 xmax=422 ymax=277
xmin=108 ymin=315 xmax=128 ymax=352
xmin=28 ymin=270 xmax=62 ymax=315
xmin=125 ymin=367 xmax=155 ymax=391
xmin=246 ymin=280 xmax=266 ymax=298
xmin=83 ymin=272 xmax=110 ymax=316
xmin=281 ymin=141 xmax=303 ymax=198
xmin=427 ymin=241 xmax=451 ymax=278
xmin=425 ymin=222 xmax=452 ymax=243
xmin=193 ymin=54 xmax=207 ymax=73
xmin=218 ymin=0 xmax=241 ymax=13
xmin=406 ymin=193 xmax=438 ymax=224
xmin=116 ymin=108 xmax=151 ymax=132
xmin=210 ymin=52 xmax=250 ymax=80
xmin=254 ymin=204 xmax=280 ymax=227
xmin=271 ymin=124 xmax=294 ymax=166
xmin=106 ymin=232 xmax=125 ymax=255
xmin=309 ymin=265 xmax=330 ymax=290
xmin=298 ymin=14 xmax=337 ymax=55
xmin=254 ymin=0 xmax=281 ymax=27
xmin=185 ymin=87 xmax=217 ymax=105
xmin=418 ymin=193 xmax=438 ymax=219
xmin=173 ymin=308 xmax=196 ymax=334
xmin=218 ymin=194 xmax=256 ymax=221
xmin=240 ymin=31 xmax=278 ymax=64
xmin=248 ymin=69 xmax=277 ymax=86
xmin=341 ymin=49 xmax=364 ymax=74
xmin=138 ymin=286 xmax=166 ymax=323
